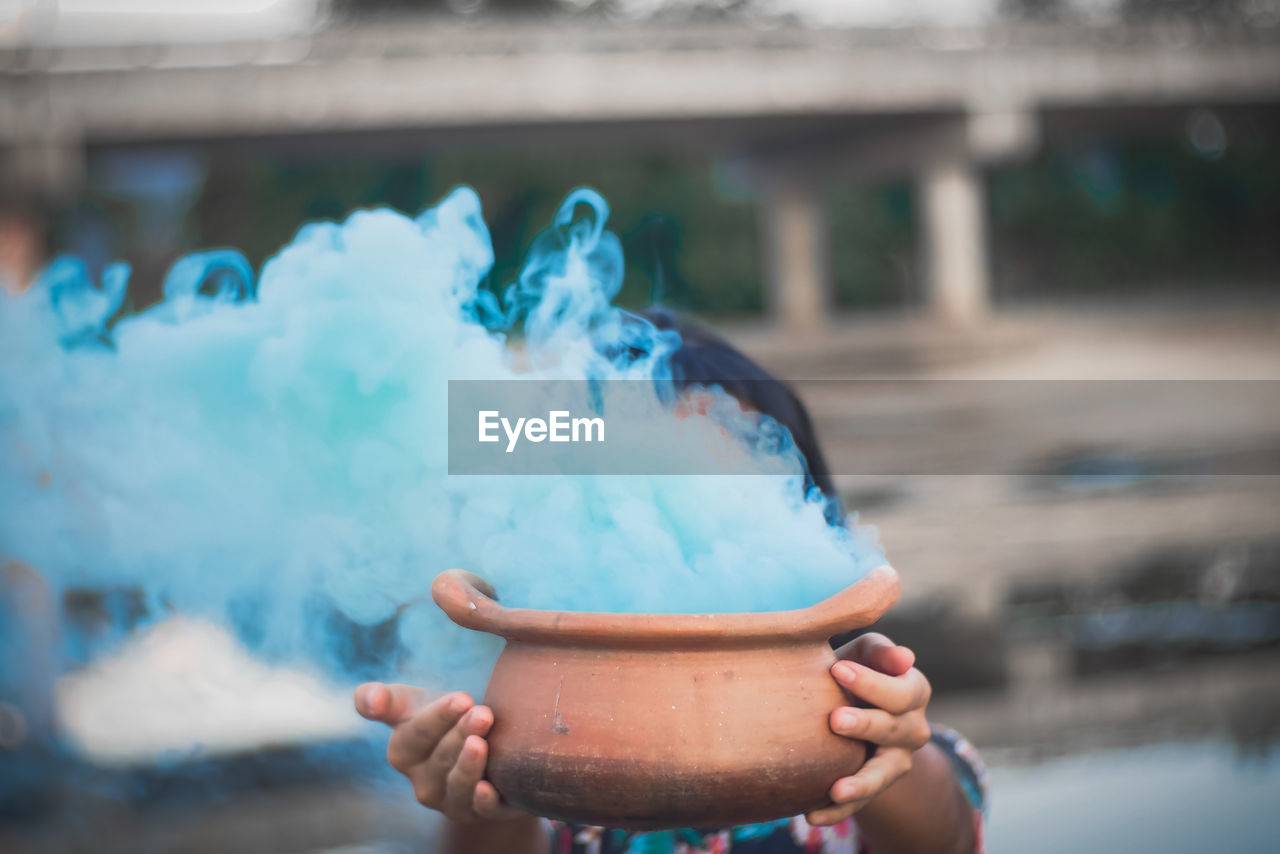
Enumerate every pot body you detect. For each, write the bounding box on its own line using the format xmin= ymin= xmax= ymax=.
xmin=482 ymin=639 xmax=865 ymax=830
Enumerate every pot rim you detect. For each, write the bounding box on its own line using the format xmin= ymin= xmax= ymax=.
xmin=431 ymin=565 xmax=899 ymax=648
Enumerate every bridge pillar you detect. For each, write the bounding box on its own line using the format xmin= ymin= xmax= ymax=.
xmin=0 ymin=139 xmax=85 ymax=202
xmin=1 ymin=141 xmax=83 ymax=293
xmin=917 ymin=157 xmax=990 ymax=325
xmin=760 ymin=174 xmax=830 ymax=335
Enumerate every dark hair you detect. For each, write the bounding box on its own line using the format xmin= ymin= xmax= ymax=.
xmin=637 ymin=307 xmax=842 ymax=524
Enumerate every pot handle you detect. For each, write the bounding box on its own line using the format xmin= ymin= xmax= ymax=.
xmin=432 ymin=569 xmax=506 ymax=634
xmin=793 ymin=564 xmax=901 ymax=641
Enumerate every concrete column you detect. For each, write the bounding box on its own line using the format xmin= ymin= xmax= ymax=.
xmin=0 ymin=140 xmax=85 ymax=202
xmin=760 ymin=175 xmax=830 ymax=335
xmin=0 ymin=562 xmax=59 ymax=747
xmin=918 ymin=158 xmax=989 ymax=325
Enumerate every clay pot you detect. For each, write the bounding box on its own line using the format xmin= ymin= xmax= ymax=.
xmin=431 ymin=565 xmax=900 ymax=831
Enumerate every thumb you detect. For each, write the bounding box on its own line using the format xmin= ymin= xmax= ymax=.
xmin=355 ymin=682 xmax=431 ymax=725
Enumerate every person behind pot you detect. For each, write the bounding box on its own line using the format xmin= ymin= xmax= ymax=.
xmin=356 ymin=309 xmax=986 ymax=854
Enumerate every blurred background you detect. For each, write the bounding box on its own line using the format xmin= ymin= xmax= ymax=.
xmin=2 ymin=0 xmax=1279 ymax=851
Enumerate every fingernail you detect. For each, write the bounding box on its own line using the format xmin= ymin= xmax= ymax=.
xmin=833 ymin=661 xmax=856 ymax=680
xmin=837 ymin=708 xmax=859 ymax=730
xmin=447 ymin=695 xmax=465 ymax=715
xmin=360 ymin=684 xmax=381 ymax=714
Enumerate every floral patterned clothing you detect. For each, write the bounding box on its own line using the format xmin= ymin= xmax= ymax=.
xmin=545 ymin=726 xmax=986 ymax=854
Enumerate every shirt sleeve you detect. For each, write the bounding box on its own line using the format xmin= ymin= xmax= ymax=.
xmin=927 ymin=724 xmax=989 ymax=817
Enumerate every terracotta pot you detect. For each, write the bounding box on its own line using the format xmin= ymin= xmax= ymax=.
xmin=431 ymin=565 xmax=900 ymax=831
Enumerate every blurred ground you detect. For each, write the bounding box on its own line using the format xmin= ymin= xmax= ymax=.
xmin=728 ymin=297 xmax=1280 ymax=616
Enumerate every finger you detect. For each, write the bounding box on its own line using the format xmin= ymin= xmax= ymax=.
xmin=806 ymin=740 xmax=915 ymax=826
xmin=830 ymin=706 xmax=931 ymax=750
xmin=442 ymin=734 xmax=488 ymax=815
xmin=386 ymin=692 xmax=473 ymax=771
xmin=474 ymin=780 xmax=527 ymax=821
xmin=355 ymin=682 xmax=433 ymax=725
xmin=831 ymin=661 xmax=930 ymax=715
xmin=877 ymin=644 xmax=915 ymax=677
xmin=836 ymin=633 xmax=915 ymax=677
xmin=828 ymin=749 xmax=912 ymax=805
xmin=805 ymin=800 xmax=863 ymax=827
xmin=418 ymin=703 xmax=494 ymax=781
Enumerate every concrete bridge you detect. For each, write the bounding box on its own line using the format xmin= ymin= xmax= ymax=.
xmin=3 ymin=19 xmax=1279 ymax=328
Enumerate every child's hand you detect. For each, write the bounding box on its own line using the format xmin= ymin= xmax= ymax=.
xmin=355 ymin=682 xmax=526 ymax=824
xmin=807 ymin=633 xmax=933 ymax=826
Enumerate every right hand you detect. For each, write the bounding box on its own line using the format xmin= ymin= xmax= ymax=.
xmin=355 ymin=682 xmax=527 ymax=824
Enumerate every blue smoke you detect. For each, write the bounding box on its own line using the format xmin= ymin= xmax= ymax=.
xmin=0 ymin=187 xmax=884 ymax=697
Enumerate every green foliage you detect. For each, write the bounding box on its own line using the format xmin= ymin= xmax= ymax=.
xmin=173 ymin=126 xmax=1276 ymax=316
xmin=827 ymin=181 xmax=917 ymax=309
xmin=425 ymin=149 xmax=763 ymax=313
xmin=988 ymin=135 xmax=1280 ymax=296
xmin=192 ymin=157 xmax=430 ymax=269
xmin=191 ymin=148 xmax=764 ymax=316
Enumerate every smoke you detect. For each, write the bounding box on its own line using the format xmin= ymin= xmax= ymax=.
xmin=0 ymin=187 xmax=884 ymax=717
xmin=54 ymin=617 xmax=362 ymax=764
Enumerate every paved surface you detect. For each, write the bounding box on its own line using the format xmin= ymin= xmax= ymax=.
xmin=719 ymin=299 xmax=1280 ymax=616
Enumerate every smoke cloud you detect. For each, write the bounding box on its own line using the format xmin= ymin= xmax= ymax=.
xmin=0 ymin=187 xmax=883 ymax=719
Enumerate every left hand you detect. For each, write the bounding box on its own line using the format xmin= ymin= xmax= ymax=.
xmin=806 ymin=632 xmax=933 ymax=826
